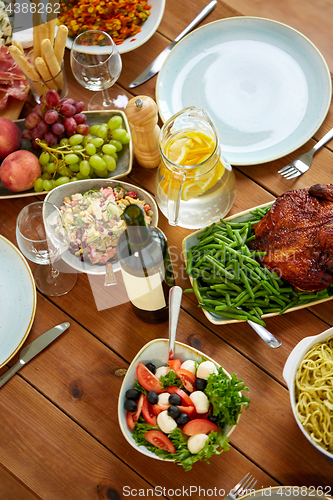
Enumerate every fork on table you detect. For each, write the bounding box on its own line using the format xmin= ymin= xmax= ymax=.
xmin=278 ymin=126 xmax=333 ymax=179
xmin=224 ymin=473 xmax=257 ymax=500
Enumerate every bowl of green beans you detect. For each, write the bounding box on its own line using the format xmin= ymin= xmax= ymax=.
xmin=182 ymin=202 xmax=333 ymax=327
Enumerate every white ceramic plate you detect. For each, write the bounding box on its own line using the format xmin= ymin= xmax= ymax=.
xmin=182 ymin=202 xmax=333 ymax=325
xmin=156 ymin=17 xmax=332 ymax=166
xmin=64 ymin=0 xmax=165 ymax=54
xmin=0 ymin=235 xmax=36 ymax=369
xmin=118 ymin=338 xmax=238 ymax=462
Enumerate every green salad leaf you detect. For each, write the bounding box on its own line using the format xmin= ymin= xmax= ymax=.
xmin=204 ymin=368 xmax=250 ymax=428
xmin=133 ymin=380 xmax=147 ymax=395
xmin=159 ymin=369 xmax=184 ymax=389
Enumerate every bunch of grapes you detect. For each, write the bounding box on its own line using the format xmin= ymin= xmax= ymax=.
xmin=23 ymin=89 xmax=88 ymax=150
xmin=34 ymin=115 xmax=131 ymax=193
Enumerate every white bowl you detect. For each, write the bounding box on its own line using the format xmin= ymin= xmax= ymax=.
xmin=118 ymin=338 xmax=239 ymax=462
xmin=65 ymin=0 xmax=166 ymax=54
xmin=283 ymin=327 xmax=333 ymax=463
xmin=44 ymin=179 xmax=158 ymax=275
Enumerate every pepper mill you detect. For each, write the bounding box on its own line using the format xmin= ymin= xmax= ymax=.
xmin=125 ymin=95 xmax=161 ymax=169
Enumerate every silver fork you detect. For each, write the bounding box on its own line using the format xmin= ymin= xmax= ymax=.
xmin=225 ymin=473 xmax=257 ymax=500
xmin=278 ymin=126 xmax=333 ymax=179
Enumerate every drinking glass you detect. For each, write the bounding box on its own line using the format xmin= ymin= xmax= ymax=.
xmin=70 ymin=30 xmax=128 ymax=110
xmin=16 ymin=201 xmax=77 ymax=296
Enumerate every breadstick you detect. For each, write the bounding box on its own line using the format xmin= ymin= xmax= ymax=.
xmin=32 ymin=11 xmax=42 ymax=59
xmin=41 ymin=38 xmax=63 ymax=89
xmin=54 ymin=25 xmax=68 ymax=66
xmin=8 ymin=45 xmax=44 ymax=95
xmin=12 ymin=40 xmax=24 ymax=54
xmin=47 ymin=18 xmax=58 ymax=46
xmin=35 ymin=57 xmax=58 ymax=91
xmin=39 ymin=22 xmax=49 ymax=43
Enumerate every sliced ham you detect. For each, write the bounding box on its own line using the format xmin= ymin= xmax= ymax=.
xmin=0 ymin=46 xmax=29 ymax=110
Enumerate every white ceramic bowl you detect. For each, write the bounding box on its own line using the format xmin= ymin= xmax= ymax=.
xmin=65 ymin=0 xmax=166 ymax=54
xmin=44 ymin=179 xmax=158 ymax=275
xmin=283 ymin=327 xmax=333 ymax=463
xmin=118 ymin=338 xmax=239 ymax=462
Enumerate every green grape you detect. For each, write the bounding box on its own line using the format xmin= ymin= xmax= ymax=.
xmin=107 ymin=115 xmax=123 ymax=131
xmin=72 ymin=145 xmax=84 ymax=152
xmin=42 ymin=179 xmax=53 ymax=191
xmin=109 ymin=139 xmax=122 ymax=152
xmin=58 ymin=165 xmax=69 ymax=176
xmin=69 ymin=134 xmax=84 ymax=146
xmin=42 ymin=164 xmax=49 ymax=173
xmin=69 ymin=163 xmax=80 ymax=173
xmin=89 ymin=124 xmax=100 ymax=135
xmin=64 ymin=154 xmax=80 ymax=164
xmin=111 ymin=128 xmax=127 ymax=143
xmin=60 ymin=138 xmax=69 ymax=146
xmin=102 ymin=143 xmax=117 ymax=155
xmin=39 ymin=151 xmax=50 ymax=165
xmin=50 ymin=179 xmax=56 ymax=189
xmin=89 ymin=154 xmax=107 ymax=171
xmin=97 ymin=124 xmax=108 ymax=139
xmin=46 ymin=163 xmax=57 ymax=174
xmin=55 ymin=176 xmax=70 ymax=187
xmin=76 ymin=172 xmax=91 ymax=180
xmin=70 ymin=176 xmax=78 ymax=182
xmin=95 ymin=168 xmax=108 ymax=178
xmin=85 ymin=143 xmax=96 ymax=156
xmin=90 ymin=137 xmax=104 ymax=148
xmin=41 ymin=172 xmax=52 ymax=180
xmin=111 ymin=152 xmax=118 ymax=161
xmin=121 ymin=132 xmax=131 ymax=144
xmin=34 ymin=178 xmax=44 ymax=192
xmin=80 ymin=160 xmax=90 ymax=176
xmin=83 ymin=134 xmax=93 ymax=146
xmin=102 ymin=154 xmax=116 ymax=172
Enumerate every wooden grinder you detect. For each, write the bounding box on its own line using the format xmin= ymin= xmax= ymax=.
xmin=125 ymin=95 xmax=161 ymax=169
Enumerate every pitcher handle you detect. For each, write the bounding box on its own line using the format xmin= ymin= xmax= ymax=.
xmin=167 ymin=169 xmax=185 ymax=226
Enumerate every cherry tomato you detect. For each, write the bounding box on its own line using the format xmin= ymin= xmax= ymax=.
xmin=182 ymin=419 xmax=221 ymax=436
xmin=166 ymin=386 xmax=193 ymax=406
xmin=136 ymin=362 xmax=163 ymax=394
xmin=142 ymin=395 xmax=157 ymax=425
xmin=178 ymin=405 xmax=195 ymax=417
xmin=144 ymin=430 xmax=176 ymax=454
xmin=126 ymin=411 xmax=135 ymax=430
xmin=152 ymin=403 xmax=170 ymax=416
xmin=175 ymin=368 xmax=196 ymax=392
xmin=167 ymin=358 xmax=182 ymax=370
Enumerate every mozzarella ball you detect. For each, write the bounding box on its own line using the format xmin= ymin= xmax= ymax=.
xmin=196 ymin=360 xmax=218 ymax=380
xmin=189 ymin=391 xmax=210 ymax=414
xmin=180 ymin=359 xmax=196 ymax=375
xmin=157 ymin=410 xmax=177 ymax=434
xmin=155 ymin=366 xmax=169 ymax=379
xmin=158 ymin=392 xmax=171 ymax=405
xmin=187 ymin=434 xmax=209 ymax=454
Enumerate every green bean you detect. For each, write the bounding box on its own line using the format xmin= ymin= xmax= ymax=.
xmin=240 ymin=269 xmax=255 ymax=299
xmin=204 ymin=255 xmax=235 ymax=280
xmin=186 ymin=248 xmax=193 ymax=276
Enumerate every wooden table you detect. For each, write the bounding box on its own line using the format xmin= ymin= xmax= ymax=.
xmin=1 ymin=1 xmax=333 ymax=498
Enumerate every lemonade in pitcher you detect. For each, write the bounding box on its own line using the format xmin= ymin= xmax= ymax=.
xmin=155 ymin=107 xmax=236 ymax=229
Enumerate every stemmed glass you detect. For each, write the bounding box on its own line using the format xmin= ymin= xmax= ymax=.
xmin=70 ymin=30 xmax=128 ymax=110
xmin=16 ymin=201 xmax=77 ymax=296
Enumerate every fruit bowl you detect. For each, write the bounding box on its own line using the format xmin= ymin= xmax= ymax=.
xmin=0 ymin=110 xmax=132 ymax=199
xmin=118 ymin=338 xmax=242 ymax=464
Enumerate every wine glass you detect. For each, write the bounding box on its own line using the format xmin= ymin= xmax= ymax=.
xmin=70 ymin=30 xmax=128 ymax=111
xmin=16 ymin=201 xmax=77 ymax=296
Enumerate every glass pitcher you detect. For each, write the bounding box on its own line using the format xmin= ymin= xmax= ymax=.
xmin=155 ymin=107 xmax=236 ymax=229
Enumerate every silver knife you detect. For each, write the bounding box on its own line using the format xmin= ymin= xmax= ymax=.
xmin=0 ymin=322 xmax=70 ymax=388
xmin=129 ymin=0 xmax=217 ymax=88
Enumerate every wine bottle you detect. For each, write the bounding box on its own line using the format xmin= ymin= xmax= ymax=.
xmin=117 ymin=204 xmax=175 ymax=323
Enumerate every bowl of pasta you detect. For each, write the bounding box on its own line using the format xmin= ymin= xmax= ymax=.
xmin=283 ymin=327 xmax=333 ymax=463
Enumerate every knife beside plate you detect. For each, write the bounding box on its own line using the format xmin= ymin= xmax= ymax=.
xmin=129 ymin=0 xmax=217 ymax=88
xmin=0 ymin=322 xmax=70 ymax=388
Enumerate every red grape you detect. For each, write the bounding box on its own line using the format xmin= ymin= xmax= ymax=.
xmin=37 ymin=120 xmax=49 ymax=135
xmin=63 ymin=117 xmax=77 ymax=135
xmin=52 ymin=122 xmax=65 ymax=135
xmin=60 ymin=98 xmax=74 ymax=106
xmin=73 ymin=101 xmax=85 ymax=113
xmin=76 ymin=124 xmax=90 ymax=135
xmin=24 ymin=112 xmax=41 ymax=130
xmin=44 ymin=131 xmax=58 ymax=146
xmin=33 ymin=103 xmax=45 ymax=118
xmin=31 ymin=127 xmax=43 ymax=140
xmin=73 ymin=113 xmax=86 ymax=125
xmin=45 ymin=109 xmax=59 ymax=124
xmin=22 ymin=129 xmax=32 ymax=140
xmin=45 ymin=89 xmax=60 ymax=108
xmin=60 ymin=103 xmax=76 ymax=117
xmin=31 ymin=139 xmax=41 ymax=151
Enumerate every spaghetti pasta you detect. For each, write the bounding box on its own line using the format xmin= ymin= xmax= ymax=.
xmin=295 ymin=336 xmax=333 ymax=453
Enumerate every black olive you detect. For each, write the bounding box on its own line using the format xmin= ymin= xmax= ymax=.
xmin=168 ymin=393 xmax=182 ymax=406
xmin=147 ymin=390 xmax=158 ymax=405
xmin=125 ymin=389 xmax=141 ymax=400
xmin=207 ymin=413 xmax=218 ymax=423
xmin=194 ymin=378 xmax=207 ymax=391
xmin=124 ymin=399 xmax=137 ymax=412
xmin=167 ymin=405 xmax=181 ymax=419
xmin=145 ymin=362 xmax=156 ymax=374
xmin=176 ymin=413 xmax=190 ymax=426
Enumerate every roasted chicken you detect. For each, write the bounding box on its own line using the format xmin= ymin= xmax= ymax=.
xmin=250 ymin=184 xmax=333 ymax=291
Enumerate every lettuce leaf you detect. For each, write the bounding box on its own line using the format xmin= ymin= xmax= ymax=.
xmin=159 ymin=369 xmax=184 ymax=389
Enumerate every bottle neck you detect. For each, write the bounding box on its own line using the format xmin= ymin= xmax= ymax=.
xmin=123 ymin=205 xmax=150 ymax=246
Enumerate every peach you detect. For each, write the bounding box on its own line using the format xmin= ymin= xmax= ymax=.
xmin=0 ymin=150 xmax=41 ymax=192
xmin=0 ymin=118 xmax=22 ymax=160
